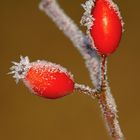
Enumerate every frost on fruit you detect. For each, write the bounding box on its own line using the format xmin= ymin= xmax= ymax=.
xmin=9 ymin=56 xmax=30 ymax=83
xmin=30 ymin=60 xmax=74 ymax=81
xmin=9 ymin=56 xmax=74 ymax=99
xmin=81 ymin=0 xmax=124 ymax=33
xmin=9 ymin=56 xmax=74 ymax=84
xmin=23 ymin=60 xmax=74 ymax=99
xmin=80 ymin=0 xmax=95 ymax=31
xmin=107 ymin=0 xmax=124 ymax=28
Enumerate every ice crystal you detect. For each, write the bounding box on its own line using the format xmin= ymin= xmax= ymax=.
xmin=81 ymin=0 xmax=124 ymax=32
xmin=31 ymin=60 xmax=74 ymax=81
xmin=9 ymin=56 xmax=30 ymax=83
xmin=80 ymin=0 xmax=95 ymax=31
xmin=9 ymin=56 xmax=74 ymax=83
xmin=107 ymin=0 xmax=124 ymax=28
xmin=75 ymin=83 xmax=97 ymax=96
xmin=105 ymin=85 xmax=123 ymax=139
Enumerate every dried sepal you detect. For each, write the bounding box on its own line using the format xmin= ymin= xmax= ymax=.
xmin=9 ymin=56 xmax=30 ymax=83
xmin=80 ymin=0 xmax=95 ymax=32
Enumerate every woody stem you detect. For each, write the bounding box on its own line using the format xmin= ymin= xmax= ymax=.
xmin=97 ymin=56 xmax=123 ymax=140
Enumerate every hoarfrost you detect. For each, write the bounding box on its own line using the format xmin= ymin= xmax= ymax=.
xmin=80 ymin=0 xmax=124 ymax=32
xmin=31 ymin=60 xmax=74 ymax=81
xmin=107 ymin=0 xmax=124 ymax=29
xmin=104 ymin=84 xmax=123 ymax=139
xmin=80 ymin=0 xmax=95 ymax=31
xmin=9 ymin=56 xmax=74 ymax=83
xmin=75 ymin=83 xmax=98 ymax=97
xmin=9 ymin=56 xmax=30 ymax=83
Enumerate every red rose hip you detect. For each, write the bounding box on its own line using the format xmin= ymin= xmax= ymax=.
xmin=10 ymin=56 xmax=74 ymax=99
xmin=90 ymin=0 xmax=123 ymax=55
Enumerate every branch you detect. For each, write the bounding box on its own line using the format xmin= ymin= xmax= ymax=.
xmin=39 ymin=0 xmax=101 ymax=89
xmin=75 ymin=57 xmax=124 ymax=139
xmin=98 ymin=57 xmax=123 ymax=140
xmin=74 ymin=83 xmax=99 ymax=98
xmin=98 ymin=87 xmax=123 ymax=140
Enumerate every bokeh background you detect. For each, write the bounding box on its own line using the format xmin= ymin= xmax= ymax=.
xmin=0 ymin=0 xmax=139 ymax=139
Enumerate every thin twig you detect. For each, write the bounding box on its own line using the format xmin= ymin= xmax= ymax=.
xmin=74 ymin=83 xmax=99 ymax=98
xmin=98 ymin=57 xmax=123 ymax=140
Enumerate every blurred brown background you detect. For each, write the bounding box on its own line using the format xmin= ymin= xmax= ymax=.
xmin=0 ymin=0 xmax=139 ymax=139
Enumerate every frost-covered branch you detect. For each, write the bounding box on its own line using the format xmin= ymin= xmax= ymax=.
xmin=98 ymin=57 xmax=123 ymax=140
xmin=39 ymin=0 xmax=101 ymax=89
xmin=98 ymin=86 xmax=123 ymax=140
xmin=74 ymin=83 xmax=98 ymax=98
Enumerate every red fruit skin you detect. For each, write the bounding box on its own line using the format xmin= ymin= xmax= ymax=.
xmin=90 ymin=0 xmax=122 ymax=55
xmin=24 ymin=63 xmax=74 ymax=99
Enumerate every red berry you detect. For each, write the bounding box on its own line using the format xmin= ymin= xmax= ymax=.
xmin=10 ymin=56 xmax=74 ymax=99
xmin=90 ymin=0 xmax=123 ymax=55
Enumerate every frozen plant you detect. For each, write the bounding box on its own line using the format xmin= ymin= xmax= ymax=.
xmin=10 ymin=0 xmax=124 ymax=140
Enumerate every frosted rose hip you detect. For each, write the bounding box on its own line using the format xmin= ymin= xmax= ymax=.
xmin=10 ymin=56 xmax=74 ymax=99
xmin=24 ymin=62 xmax=74 ymax=99
xmin=90 ymin=0 xmax=123 ymax=55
